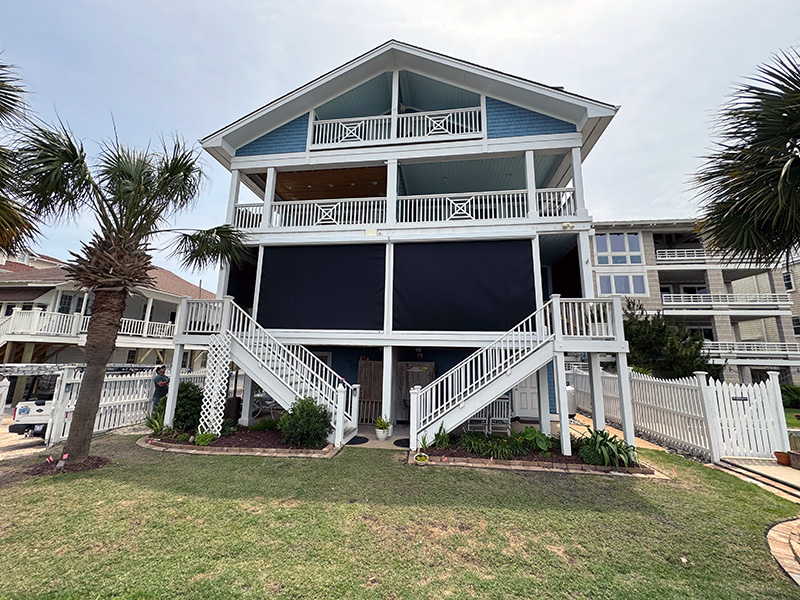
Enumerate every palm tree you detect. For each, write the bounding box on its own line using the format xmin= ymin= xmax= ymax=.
xmin=695 ymin=49 xmax=800 ymax=265
xmin=16 ymin=124 xmax=247 ymax=463
xmin=0 ymin=59 xmax=37 ymax=252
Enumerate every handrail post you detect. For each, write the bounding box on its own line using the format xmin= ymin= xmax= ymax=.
xmin=351 ymin=384 xmax=361 ymax=429
xmin=409 ymin=385 xmax=421 ymax=451
xmin=611 ymin=296 xmax=624 ymax=342
xmin=551 ymin=294 xmax=562 ymax=341
xmin=10 ymin=306 xmax=21 ymax=333
xmin=31 ymin=307 xmax=43 ymax=334
xmin=335 ymin=385 xmax=346 ymax=447
xmin=768 ymin=371 xmax=790 ymax=452
xmin=70 ymin=311 xmax=82 ymax=336
xmin=694 ymin=371 xmax=722 ymax=463
xmin=221 ymin=295 xmax=235 ymax=331
xmin=175 ymin=298 xmax=189 ymax=337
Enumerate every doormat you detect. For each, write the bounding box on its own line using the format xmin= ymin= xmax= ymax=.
xmin=347 ymin=436 xmax=369 ymax=445
xmin=393 ymin=438 xmax=410 ymax=448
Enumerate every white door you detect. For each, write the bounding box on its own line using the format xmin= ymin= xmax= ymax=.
xmin=513 ymin=373 xmax=539 ymax=420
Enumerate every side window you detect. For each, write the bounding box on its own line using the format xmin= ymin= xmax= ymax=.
xmin=784 ymin=271 xmax=794 ymax=292
xmin=595 ymin=232 xmax=643 ymax=265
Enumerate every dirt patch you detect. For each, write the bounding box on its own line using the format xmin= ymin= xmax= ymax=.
xmin=25 ymin=456 xmax=110 ymax=476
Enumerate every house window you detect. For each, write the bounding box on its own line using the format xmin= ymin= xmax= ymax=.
xmin=783 ymin=271 xmax=794 ymax=292
xmin=58 ymin=294 xmax=73 ymax=314
xmin=200 ymin=352 xmax=207 ymax=368
xmin=680 ymin=285 xmax=709 ymax=296
xmin=4 ymin=304 xmax=13 ymax=316
xmin=74 ymin=296 xmax=83 ymax=314
xmin=126 ymin=350 xmax=137 ymax=364
xmin=181 ymin=351 xmax=189 ymax=369
xmin=793 ymin=317 xmax=800 ymax=336
xmin=598 ymin=274 xmax=647 ymax=296
xmin=595 ymin=232 xmax=643 ymax=265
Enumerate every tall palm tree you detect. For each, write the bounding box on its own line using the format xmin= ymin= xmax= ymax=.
xmin=16 ymin=124 xmax=247 ymax=463
xmin=0 ymin=59 xmax=37 ymax=252
xmin=695 ymin=49 xmax=800 ymax=264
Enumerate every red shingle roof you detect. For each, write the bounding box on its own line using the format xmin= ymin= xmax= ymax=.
xmin=0 ymin=261 xmax=36 ymax=273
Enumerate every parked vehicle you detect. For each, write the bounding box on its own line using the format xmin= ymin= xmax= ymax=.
xmin=9 ymin=398 xmax=52 ymax=437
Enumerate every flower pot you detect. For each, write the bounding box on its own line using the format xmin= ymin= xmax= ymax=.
xmin=375 ymin=428 xmax=389 ymax=442
xmin=775 ymin=451 xmax=791 ymax=466
xmin=387 ymin=424 xmax=393 ymax=438
xmin=414 ymin=452 xmax=429 ymax=465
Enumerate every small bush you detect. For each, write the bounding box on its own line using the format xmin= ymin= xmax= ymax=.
xmin=176 ymin=433 xmax=190 ymax=443
xmin=458 ymin=431 xmax=488 ymax=455
xmin=481 ymin=434 xmax=528 ymax=460
xmin=249 ymin=418 xmax=279 ymax=431
xmin=221 ymin=418 xmax=238 ymax=437
xmin=522 ymin=426 xmax=552 ymax=452
xmin=173 ymin=382 xmax=204 ymax=432
xmin=579 ymin=444 xmax=604 ymax=466
xmin=782 ymin=383 xmax=800 ymax=409
xmin=581 ymin=427 xmax=638 ymax=468
xmin=278 ymin=397 xmax=333 ymax=448
xmin=433 ymin=423 xmax=451 ymax=449
xmin=194 ymin=433 xmax=214 ymax=446
xmin=374 ymin=416 xmax=390 ymax=430
xmin=145 ymin=410 xmax=165 ymax=436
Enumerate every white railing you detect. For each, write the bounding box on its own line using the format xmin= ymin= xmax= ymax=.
xmin=183 ymin=299 xmax=226 ymax=335
xmin=662 ymin=293 xmax=791 ymax=307
xmin=397 ymin=190 xmax=527 ymax=223
xmin=234 ymin=203 xmax=264 ymax=230
xmin=537 ymin=188 xmax=577 ymax=218
xmin=311 ymin=114 xmax=392 ymax=147
xmin=272 ymin=197 xmax=386 ymax=228
xmin=397 ymin=107 xmax=482 ymax=139
xmin=704 ymin=341 xmax=800 ymax=355
xmin=655 ymin=248 xmax=708 ymax=261
xmin=227 ymin=302 xmax=359 ymax=443
xmin=0 ymin=309 xmax=174 ymax=341
xmin=46 ymin=367 xmax=207 ymax=447
xmin=412 ymin=296 xmax=619 ymax=441
xmin=655 ymin=249 xmax=770 ymax=267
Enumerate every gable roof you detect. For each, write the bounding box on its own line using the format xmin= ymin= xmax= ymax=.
xmin=202 ymin=40 xmax=618 ymax=169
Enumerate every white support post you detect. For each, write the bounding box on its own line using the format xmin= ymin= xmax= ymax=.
xmin=381 ymin=345 xmax=394 ymax=423
xmin=695 ymin=371 xmax=723 ymax=463
xmin=390 ymin=70 xmax=399 ymax=141
xmin=239 ymin=375 xmax=253 ymax=427
xmin=531 ymin=235 xmax=544 ymax=312
xmin=551 ymin=294 xmax=563 ymax=341
xmin=616 ymin=352 xmax=635 ymax=445
xmin=768 ymin=371 xmax=790 ymax=452
xmin=554 ymin=352 xmax=571 ymax=455
xmin=174 ymin=298 xmax=189 ymax=338
xmin=217 ymin=170 xmax=241 ymax=298
xmin=306 ymin=109 xmax=316 ymax=155
xmin=251 ymin=246 xmax=265 ymax=321
xmin=263 ymin=167 xmax=277 ymax=229
xmin=577 ymin=231 xmax=594 ymax=298
xmin=383 ymin=243 xmax=394 ymax=333
xmin=221 ymin=295 xmax=234 ymax=331
xmin=164 ymin=343 xmax=184 ymax=427
xmin=525 ymin=150 xmax=538 ymax=218
xmin=31 ymin=307 xmax=42 ymax=334
xmin=588 ymin=352 xmax=605 ymax=430
xmin=409 ymin=385 xmax=421 ymax=451
xmin=334 ymin=385 xmax=346 ymax=447
xmin=143 ymin=297 xmax=153 ymax=337
xmin=385 ymin=159 xmax=398 ymax=225
xmin=537 ymin=365 xmax=551 ymax=436
xmin=351 ymin=384 xmax=361 ymax=430
xmin=70 ymin=311 xmax=82 ymax=337
xmin=571 ymin=147 xmax=588 ymax=218
xmin=611 ymin=296 xmax=624 ymax=342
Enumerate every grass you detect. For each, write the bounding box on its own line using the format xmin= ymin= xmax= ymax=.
xmin=784 ymin=407 xmax=800 ymax=429
xmin=0 ymin=436 xmax=799 ymax=599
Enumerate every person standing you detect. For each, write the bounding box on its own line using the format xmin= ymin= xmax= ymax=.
xmin=151 ymin=365 xmax=169 ymax=413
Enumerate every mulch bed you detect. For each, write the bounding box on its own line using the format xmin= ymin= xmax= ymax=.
xmin=26 ymin=456 xmax=110 ymax=476
xmin=155 ymin=428 xmax=316 ymax=450
xmin=425 ymin=446 xmax=586 ymax=464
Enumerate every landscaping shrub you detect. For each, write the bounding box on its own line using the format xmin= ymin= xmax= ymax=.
xmin=173 ymin=382 xmax=204 ymax=432
xmin=221 ymin=418 xmax=238 ymax=437
xmin=781 ymin=383 xmax=800 ymax=409
xmin=433 ymin=423 xmax=450 ymax=449
xmin=457 ymin=431 xmax=488 ymax=455
xmin=581 ymin=427 xmax=638 ymax=468
xmin=278 ymin=396 xmax=333 ymax=448
xmin=249 ymin=418 xmax=279 ymax=431
xmin=579 ymin=444 xmax=604 ymax=466
xmin=176 ymin=433 xmax=190 ymax=443
xmin=522 ymin=426 xmax=552 ymax=452
xmin=482 ymin=434 xmax=528 ymax=460
xmin=194 ymin=433 xmax=214 ymax=446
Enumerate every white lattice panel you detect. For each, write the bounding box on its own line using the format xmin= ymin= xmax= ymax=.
xmin=199 ymin=333 xmax=231 ymax=435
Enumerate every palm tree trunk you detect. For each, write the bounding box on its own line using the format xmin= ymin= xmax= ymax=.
xmin=62 ymin=289 xmax=126 ymax=463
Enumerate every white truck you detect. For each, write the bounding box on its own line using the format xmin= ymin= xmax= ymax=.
xmin=9 ymin=398 xmax=52 ymax=437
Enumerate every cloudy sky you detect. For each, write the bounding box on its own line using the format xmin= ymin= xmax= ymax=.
xmin=3 ymin=1 xmax=799 ymax=290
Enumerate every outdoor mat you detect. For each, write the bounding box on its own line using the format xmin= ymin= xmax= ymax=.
xmin=393 ymin=438 xmax=410 ymax=448
xmin=346 ymin=436 xmax=369 ymax=445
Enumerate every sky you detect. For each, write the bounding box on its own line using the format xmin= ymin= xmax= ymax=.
xmin=2 ymin=1 xmax=800 ymax=291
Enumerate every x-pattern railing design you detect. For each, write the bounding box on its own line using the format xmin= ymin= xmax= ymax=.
xmin=337 ymin=121 xmax=365 ymax=143
xmin=446 ymin=196 xmax=475 ymax=220
xmin=315 ymin=202 xmax=341 ymax=225
xmin=424 ymin=113 xmax=453 ymax=136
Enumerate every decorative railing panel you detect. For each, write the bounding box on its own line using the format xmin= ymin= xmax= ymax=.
xmin=397 ymin=107 xmax=482 ymax=139
xmin=311 ymin=115 xmax=392 ymax=147
xmin=397 ymin=191 xmax=527 ymax=223
xmin=272 ymin=197 xmax=386 ymax=228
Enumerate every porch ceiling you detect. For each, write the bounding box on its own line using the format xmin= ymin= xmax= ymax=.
xmin=539 ymin=233 xmax=576 ymax=265
xmin=275 ymin=166 xmax=387 ymax=201
xmin=315 ymin=73 xmax=392 ymax=120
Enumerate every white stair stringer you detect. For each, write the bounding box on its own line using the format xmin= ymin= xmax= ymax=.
xmin=415 ymin=341 xmax=555 ymax=446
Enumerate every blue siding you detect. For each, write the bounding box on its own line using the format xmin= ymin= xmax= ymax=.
xmin=547 ymin=361 xmax=556 ymax=414
xmin=235 ymin=113 xmax=309 ymax=156
xmin=486 ymin=97 xmax=576 ymax=139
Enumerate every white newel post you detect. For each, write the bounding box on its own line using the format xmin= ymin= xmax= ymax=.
xmin=588 ymin=352 xmax=605 ymax=430
xmin=31 ymin=307 xmax=43 ymax=334
xmin=351 ymin=384 xmax=361 ymax=429
xmin=70 ymin=311 xmax=82 ymax=337
xmin=570 ymin=147 xmax=588 ymax=219
xmin=537 ymin=365 xmax=551 ymax=436
xmin=10 ymin=306 xmax=21 ymax=333
xmin=695 ymin=371 xmax=723 ymax=463
xmin=335 ymin=385 xmax=346 ymax=447
xmin=409 ymin=385 xmax=421 ymax=451
xmin=221 ymin=295 xmax=234 ymax=330
xmin=768 ymin=371 xmax=790 ymax=452
xmin=525 ymin=150 xmax=538 ymax=218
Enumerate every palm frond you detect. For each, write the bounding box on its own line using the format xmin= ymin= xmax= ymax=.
xmin=153 ymin=137 xmax=203 ymax=213
xmin=0 ymin=195 xmax=37 ymax=253
xmin=168 ymin=225 xmax=249 ymax=271
xmin=0 ymin=59 xmax=26 ymax=127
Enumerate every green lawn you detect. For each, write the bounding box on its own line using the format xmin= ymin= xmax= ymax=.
xmin=785 ymin=407 xmax=800 ymax=429
xmin=0 ymin=436 xmax=798 ymax=600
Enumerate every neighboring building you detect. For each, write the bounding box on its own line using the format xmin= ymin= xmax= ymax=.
xmin=172 ymin=40 xmax=634 ymax=452
xmin=591 ymin=219 xmax=800 ymax=384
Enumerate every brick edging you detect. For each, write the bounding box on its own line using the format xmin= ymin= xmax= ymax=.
xmin=766 ymin=519 xmax=800 ymax=586
xmin=136 ymin=436 xmax=339 ymax=459
xmin=407 ymin=452 xmax=660 ymax=477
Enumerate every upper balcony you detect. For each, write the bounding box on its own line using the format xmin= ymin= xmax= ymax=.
xmin=704 ymin=341 xmax=800 ymax=361
xmin=655 ymin=248 xmax=772 ymax=271
xmin=662 ymin=293 xmax=792 ymax=316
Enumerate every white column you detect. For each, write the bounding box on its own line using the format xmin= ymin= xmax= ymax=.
xmin=251 ymin=246 xmax=265 ymax=321
xmin=385 ymin=158 xmax=398 ymax=225
xmin=381 ymin=345 xmax=394 ymax=423
xmin=143 ymin=297 xmax=154 ymax=337
xmin=164 ymin=343 xmax=183 ymax=427
xmin=571 ymin=147 xmax=588 ymax=218
xmin=217 ymin=170 xmax=241 ymax=298
xmin=588 ymin=352 xmax=605 ymax=430
xmin=577 ymin=230 xmax=594 ymax=298
xmin=537 ymin=365 xmax=551 ymax=435
xmin=263 ymin=167 xmax=277 ymax=229
xmin=239 ymin=375 xmax=253 ymax=426
xmin=390 ymin=70 xmax=399 ymax=141
xmin=525 ymin=150 xmax=538 ymax=218
xmin=616 ymin=352 xmax=635 ymax=444
xmin=531 ymin=236 xmax=544 ymax=308
xmin=554 ymin=351 xmax=572 ymax=456
xmin=383 ymin=243 xmax=394 ymax=333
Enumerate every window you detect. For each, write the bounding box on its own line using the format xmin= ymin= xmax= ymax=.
xmin=74 ymin=296 xmax=83 ymax=314
xmin=659 ymin=285 xmax=672 ymax=295
xmin=4 ymin=304 xmax=13 ymax=316
xmin=784 ymin=271 xmax=794 ymax=292
xmin=58 ymin=294 xmax=73 ymax=314
xmin=680 ymin=285 xmax=709 ymax=295
xmin=598 ymin=274 xmax=647 ymax=295
xmin=794 ymin=317 xmax=800 ymax=336
xmin=595 ymin=232 xmax=643 ymax=265
xmin=126 ymin=350 xmax=137 ymax=364
xmin=181 ymin=351 xmax=189 ymax=369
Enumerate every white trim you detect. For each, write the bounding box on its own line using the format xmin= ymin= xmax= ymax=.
xmin=251 ymin=246 xmax=264 ymax=321
xmin=383 ymin=242 xmax=394 ymax=333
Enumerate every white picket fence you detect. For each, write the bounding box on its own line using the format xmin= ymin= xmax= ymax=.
xmin=45 ymin=368 xmax=207 ymax=447
xmin=572 ymin=368 xmax=789 ymax=461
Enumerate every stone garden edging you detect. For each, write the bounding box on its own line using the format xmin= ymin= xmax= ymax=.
xmin=136 ymin=436 xmax=340 ymax=459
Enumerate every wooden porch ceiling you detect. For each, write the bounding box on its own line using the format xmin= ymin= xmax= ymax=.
xmin=274 ymin=167 xmax=388 ymax=202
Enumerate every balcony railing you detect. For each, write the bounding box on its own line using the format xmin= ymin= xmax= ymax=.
xmin=656 ymin=249 xmax=771 ymax=267
xmin=704 ymin=341 xmax=800 ymax=356
xmin=396 ymin=107 xmax=482 ymax=140
xmin=311 ymin=115 xmax=393 ymax=147
xmin=234 ymin=188 xmax=578 ymax=231
xmin=662 ymin=293 xmax=791 ymax=308
xmin=0 ymin=309 xmax=175 ymax=341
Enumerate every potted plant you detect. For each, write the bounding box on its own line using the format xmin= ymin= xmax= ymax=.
xmin=413 ymin=452 xmax=429 ymax=465
xmin=374 ymin=416 xmax=390 ymax=441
